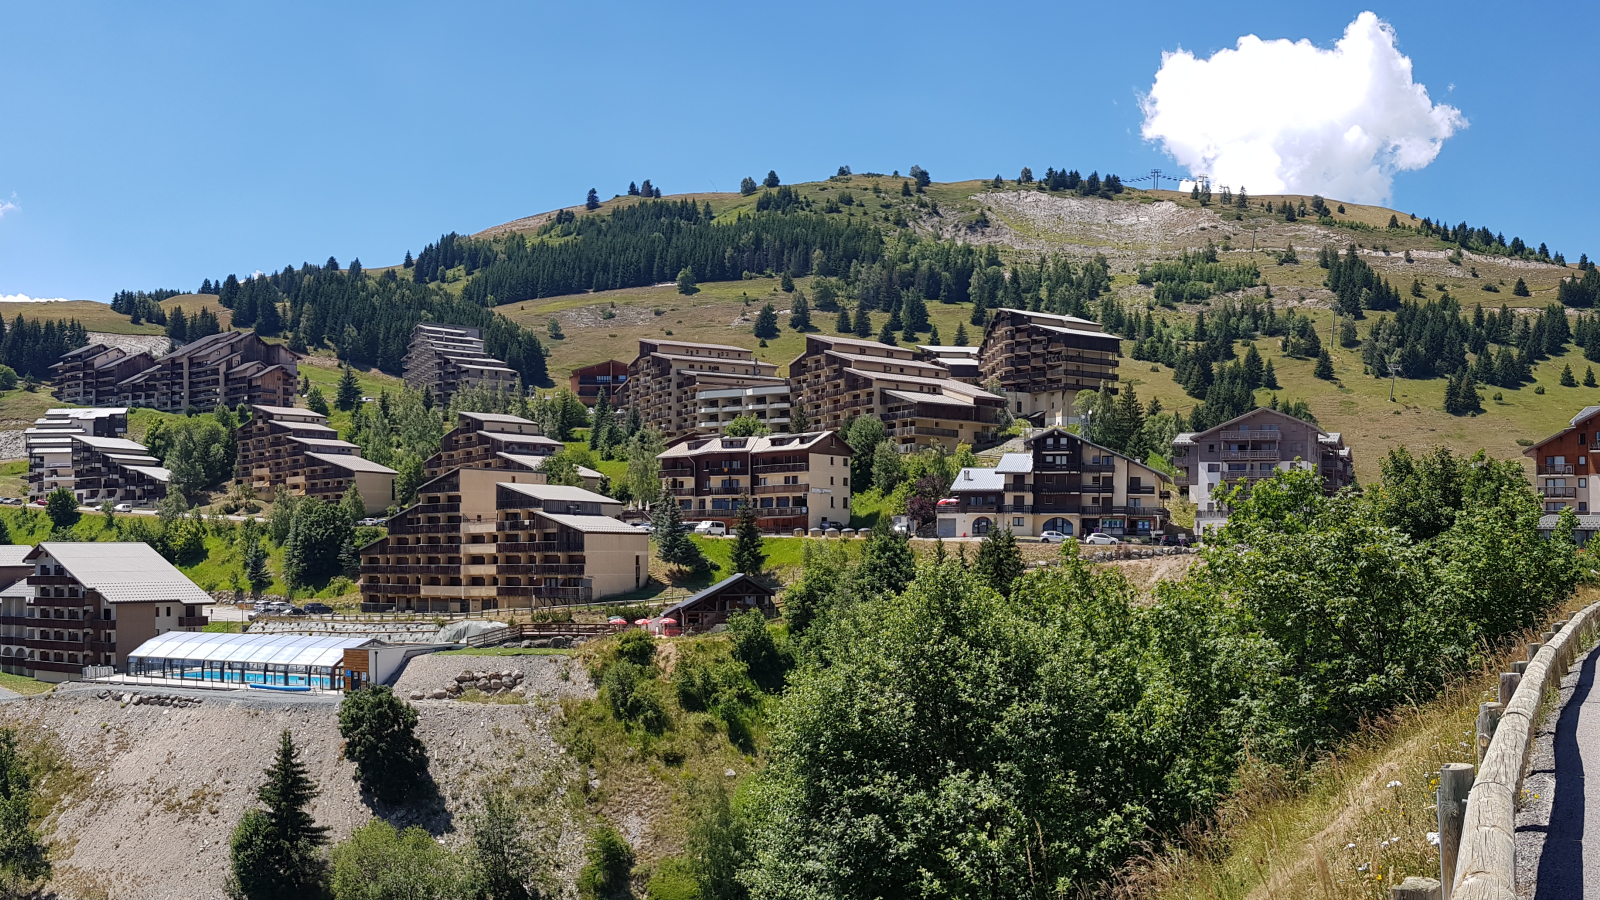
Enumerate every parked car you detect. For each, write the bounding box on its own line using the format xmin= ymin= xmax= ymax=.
xmin=636 ymin=523 xmax=656 ymax=534
xmin=1158 ymin=534 xmax=1182 ymax=547
xmin=31 ymin=498 xmax=46 ymax=507
xmin=1038 ymin=530 xmax=1070 ymax=543
xmin=357 ymin=517 xmax=385 ymax=527
xmin=113 ymin=503 xmax=134 ymax=513
xmin=285 ymin=607 xmax=307 ymax=617
xmin=0 ymin=497 xmax=19 ymax=505
xmin=692 ymin=521 xmax=727 ymax=536
xmin=303 ymin=603 xmax=333 ymax=615
xmin=1082 ymin=533 xmax=1120 ymax=546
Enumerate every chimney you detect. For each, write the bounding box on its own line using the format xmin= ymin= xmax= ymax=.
xmin=963 ymin=470 xmax=972 ymax=481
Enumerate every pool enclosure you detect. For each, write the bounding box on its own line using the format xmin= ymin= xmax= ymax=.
xmin=125 ymin=631 xmax=378 ymax=690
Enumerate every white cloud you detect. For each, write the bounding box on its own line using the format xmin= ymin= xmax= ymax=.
xmin=0 ymin=194 xmax=16 ymax=217
xmin=1140 ymin=11 xmax=1465 ymax=204
xmin=0 ymin=294 xmax=75 ymax=303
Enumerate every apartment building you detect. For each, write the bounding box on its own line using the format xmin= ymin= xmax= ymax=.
xmin=11 ymin=542 xmax=211 ymax=682
xmin=51 ymin=344 xmax=155 ymax=406
xmin=50 ymin=331 xmax=299 ymax=413
xmin=916 ymin=345 xmax=981 ymax=382
xmin=25 ymin=408 xmax=170 ymax=505
xmin=788 ymin=334 xmax=1007 ymax=452
xmin=0 ymin=546 xmax=37 ymax=676
xmin=358 ymin=467 xmax=648 ymax=613
xmin=1171 ymin=408 xmax=1355 ymax=531
xmin=692 ymin=383 xmax=794 ymax=434
xmin=422 ymin=411 xmax=564 ymax=478
xmin=234 ymin=405 xmax=396 ymax=514
xmin=403 ymin=323 xmax=519 ymax=400
xmin=570 ymin=360 xmax=629 ymax=407
xmin=942 ymin=428 xmax=1171 ymax=539
xmin=977 ymin=307 xmax=1122 ymax=427
xmin=620 ymin=338 xmax=783 ymax=439
xmin=1523 ymin=404 xmax=1600 ymax=514
xmin=658 ymin=431 xmax=853 ymax=532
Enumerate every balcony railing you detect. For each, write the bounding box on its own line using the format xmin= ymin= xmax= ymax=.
xmin=1220 ymin=449 xmax=1280 ymax=461
xmin=1539 ymin=464 xmax=1577 ymax=476
xmin=178 ymin=616 xmax=209 ymax=628
xmin=1219 ymin=430 xmax=1281 ymax=441
xmin=1543 ymin=487 xmax=1579 ymax=498
xmin=753 ymin=483 xmax=806 ymax=495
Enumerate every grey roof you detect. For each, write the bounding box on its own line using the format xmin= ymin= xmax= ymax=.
xmin=1540 ymin=514 xmax=1600 ymax=530
xmin=478 ymin=431 xmax=564 ymax=447
xmin=305 ymin=452 xmax=399 ymax=474
xmin=994 ymin=453 xmax=1034 ymax=474
xmin=0 ymin=578 xmax=29 ymax=600
xmin=252 ymin=404 xmax=324 ymax=419
xmin=950 ymin=467 xmax=1005 ymax=492
xmin=497 ymin=454 xmax=602 ymax=480
xmin=535 ymin=512 xmax=646 ymax=534
xmin=126 ymin=631 xmax=379 ymax=668
xmin=27 ymin=542 xmax=213 ymax=605
xmin=458 ymin=411 xmax=538 ymax=425
xmin=72 ymin=435 xmax=150 ymax=452
xmin=1572 ymin=406 xmax=1600 ymax=426
xmin=662 ymin=573 xmax=773 ymax=619
xmin=123 ymin=465 xmax=173 ymax=482
xmin=0 ymin=546 xmax=34 ymax=568
xmin=289 ymin=436 xmax=362 ymax=450
xmin=499 ymin=482 xmax=618 ymax=505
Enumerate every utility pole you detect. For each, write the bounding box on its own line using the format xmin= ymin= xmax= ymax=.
xmin=1387 ymin=352 xmax=1402 ymax=401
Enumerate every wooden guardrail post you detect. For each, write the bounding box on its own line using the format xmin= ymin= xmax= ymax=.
xmin=1526 ymin=642 xmax=1542 ymax=662
xmin=1498 ymin=672 xmax=1520 ymax=705
xmin=1511 ymin=660 xmax=1528 ymax=676
xmin=1438 ymin=763 xmax=1473 ymax=899
xmin=1393 ymin=876 xmax=1441 ymax=900
xmin=1475 ymin=702 xmax=1504 ymax=767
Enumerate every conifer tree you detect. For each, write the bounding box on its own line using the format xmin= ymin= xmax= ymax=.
xmin=585 ymin=188 xmax=600 ymax=211
xmin=789 ymin=292 xmax=811 ymax=331
xmin=651 ymin=499 xmax=710 ymax=574
xmin=676 ymin=267 xmax=698 ymax=296
xmin=753 ymin=302 xmax=779 ymax=339
xmin=740 ymin=176 xmax=758 ymax=196
xmin=1561 ymin=362 xmax=1578 ymax=387
xmin=1313 ymin=348 xmax=1335 ymax=380
xmin=336 ymin=365 xmax=360 ymax=411
xmin=306 ymin=386 xmax=329 ymax=416
xmin=1586 ymin=366 xmax=1597 ymax=388
xmin=1242 ymin=344 xmax=1264 ymax=389
xmin=228 ymin=730 xmax=329 ymax=899
xmin=835 ymin=306 xmax=852 ymax=334
xmin=1262 ymin=359 xmax=1280 ymax=389
xmin=853 ymin=305 xmax=873 ymax=338
xmin=954 ymin=322 xmax=968 ymax=345
xmin=928 ymin=324 xmax=941 ymax=345
xmin=764 ymin=170 xmax=780 ymax=188
xmin=730 ymin=502 xmax=767 ymax=575
xmin=973 ymin=528 xmax=1024 ymax=597
xmin=878 ymin=321 xmax=897 ymax=346
xmin=1514 ymin=278 xmax=1531 ymax=297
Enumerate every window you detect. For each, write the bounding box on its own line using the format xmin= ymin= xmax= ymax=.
xmin=1013 ymin=517 xmax=1025 ymax=527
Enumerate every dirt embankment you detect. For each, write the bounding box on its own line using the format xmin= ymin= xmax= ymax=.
xmin=2 ymin=655 xmax=599 ymax=900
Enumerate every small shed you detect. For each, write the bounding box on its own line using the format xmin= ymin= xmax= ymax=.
xmin=662 ymin=574 xmax=777 ymax=633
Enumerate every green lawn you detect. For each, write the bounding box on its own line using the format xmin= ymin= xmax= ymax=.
xmin=0 ymin=672 xmax=54 ymax=696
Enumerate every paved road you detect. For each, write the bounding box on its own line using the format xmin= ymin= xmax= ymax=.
xmin=1534 ymin=647 xmax=1600 ymax=897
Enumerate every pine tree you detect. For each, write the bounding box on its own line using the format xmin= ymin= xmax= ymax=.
xmin=877 ymin=320 xmax=897 ymax=346
xmin=740 ymin=176 xmax=758 ymax=196
xmin=753 ymin=302 xmax=779 ymax=339
xmin=228 ymin=730 xmax=329 ymax=899
xmin=585 ymin=188 xmax=600 ymax=210
xmin=1586 ymin=366 xmax=1597 ymax=388
xmin=651 ymin=500 xmax=709 ymax=574
xmin=835 ymin=306 xmax=852 ymax=334
xmin=954 ymin=322 xmax=969 ymax=345
xmin=306 ymin=386 xmax=329 ymax=416
xmin=1262 ymin=359 xmax=1280 ymax=389
xmin=730 ymin=502 xmax=767 ymax=575
xmin=1242 ymin=344 xmax=1264 ymax=389
xmin=789 ymin=292 xmax=811 ymax=331
xmin=335 ymin=365 xmax=360 ymax=411
xmin=1514 ymin=277 xmax=1531 ymax=297
xmin=1313 ymin=348 xmax=1335 ymax=380
xmin=244 ymin=537 xmax=271 ymax=594
xmin=972 ymin=527 xmax=1024 ymax=596
xmin=589 ymin=389 xmax=614 ymax=451
xmin=676 ymin=266 xmax=698 ymax=296
xmin=780 ymin=272 xmax=795 ymax=292
xmin=1561 ymin=362 xmax=1578 ymax=387
xmin=853 ymin=305 xmax=873 ymax=338
xmin=928 ymin=324 xmax=941 ymax=345
xmin=764 ymin=170 xmax=780 ymax=188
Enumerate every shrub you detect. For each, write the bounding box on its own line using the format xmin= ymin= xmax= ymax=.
xmin=337 ymin=686 xmax=428 ymax=804
xmin=577 ymin=825 xmax=635 ymax=900
xmin=602 ymin=661 xmax=669 ymax=732
xmin=727 ymin=610 xmax=785 ymax=693
xmin=329 ymin=819 xmax=465 ymax=899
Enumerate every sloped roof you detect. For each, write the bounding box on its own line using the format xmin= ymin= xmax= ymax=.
xmin=305 ymin=452 xmax=398 ymax=474
xmin=458 ymin=411 xmax=537 ymax=425
xmin=499 ymin=482 xmax=618 ymax=505
xmin=534 ymin=512 xmax=645 ymax=534
xmin=26 ymin=542 xmax=212 ymax=604
xmin=497 ymin=454 xmax=602 ymax=480
xmin=950 ymin=467 xmax=1006 ymax=492
xmin=127 ymin=631 xmax=379 ymax=668
xmin=662 ymin=573 xmax=773 ymax=620
xmin=252 ymin=404 xmax=324 ymax=419
xmin=0 ymin=546 xmax=34 ymax=568
xmin=995 ymin=453 xmax=1034 ymax=474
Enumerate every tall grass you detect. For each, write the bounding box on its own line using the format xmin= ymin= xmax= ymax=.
xmin=1117 ymin=585 xmax=1597 ymax=900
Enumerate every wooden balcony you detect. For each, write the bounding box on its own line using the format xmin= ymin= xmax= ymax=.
xmin=1539 ymin=464 xmax=1576 ymax=476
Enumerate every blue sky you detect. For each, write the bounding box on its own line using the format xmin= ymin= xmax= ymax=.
xmin=1 ymin=1 xmax=1595 ymax=301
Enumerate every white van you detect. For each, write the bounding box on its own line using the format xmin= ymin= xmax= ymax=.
xmin=692 ymin=521 xmax=727 ymax=536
